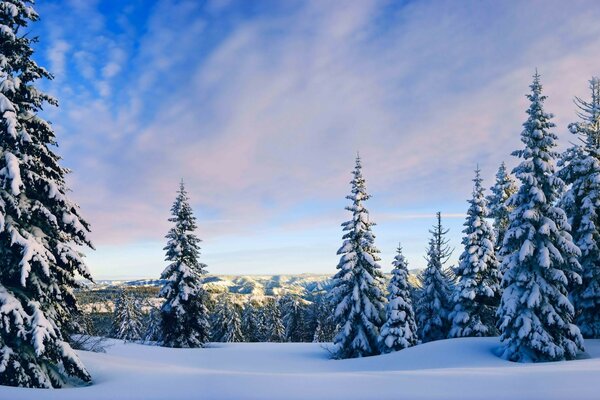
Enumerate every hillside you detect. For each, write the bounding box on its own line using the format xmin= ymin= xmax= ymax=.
xmin=2 ymin=338 xmax=599 ymax=400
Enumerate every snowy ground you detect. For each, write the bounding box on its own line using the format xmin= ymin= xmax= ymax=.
xmin=2 ymin=337 xmax=600 ymax=400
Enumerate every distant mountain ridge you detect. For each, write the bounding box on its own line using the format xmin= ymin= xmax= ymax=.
xmin=88 ymin=271 xmax=422 ymax=298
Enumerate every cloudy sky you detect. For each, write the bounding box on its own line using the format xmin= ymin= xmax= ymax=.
xmin=28 ymin=0 xmax=600 ymax=279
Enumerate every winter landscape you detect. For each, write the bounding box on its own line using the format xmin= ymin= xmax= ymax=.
xmin=2 ymin=1 xmax=600 ymax=399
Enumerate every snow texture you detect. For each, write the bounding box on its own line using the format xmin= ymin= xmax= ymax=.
xmin=3 ymin=338 xmax=600 ymax=399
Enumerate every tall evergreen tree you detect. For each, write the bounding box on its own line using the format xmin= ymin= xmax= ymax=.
xmin=159 ymin=181 xmax=210 ymax=348
xmin=379 ymin=244 xmax=418 ymax=353
xmin=310 ymin=295 xmax=336 ymax=343
xmin=280 ymin=294 xmax=307 ymax=342
xmin=559 ymin=77 xmax=600 ymax=338
xmin=449 ymin=168 xmax=500 ymax=338
xmin=0 ymin=0 xmax=93 ymax=387
xmin=497 ymin=72 xmax=584 ymax=362
xmin=487 ymin=162 xmax=517 ymax=254
xmin=211 ymin=294 xmax=244 ymax=343
xmin=259 ymin=298 xmax=285 ymax=342
xmin=415 ymin=213 xmax=454 ymax=343
xmin=241 ymin=300 xmax=261 ymax=342
xmin=329 ymin=155 xmax=386 ymax=359
xmin=112 ymin=290 xmax=143 ymax=342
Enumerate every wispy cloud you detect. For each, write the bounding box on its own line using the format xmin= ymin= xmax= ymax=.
xmin=29 ymin=0 xmax=600 ymax=277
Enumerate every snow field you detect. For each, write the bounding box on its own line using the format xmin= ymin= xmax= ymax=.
xmin=2 ymin=337 xmax=600 ymax=400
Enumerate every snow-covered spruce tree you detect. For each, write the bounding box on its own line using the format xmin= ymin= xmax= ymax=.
xmin=280 ymin=294 xmax=307 ymax=342
xmin=268 ymin=300 xmax=286 ymax=342
xmin=211 ymin=294 xmax=244 ymax=343
xmin=112 ymin=290 xmax=143 ymax=342
xmin=379 ymin=244 xmax=418 ymax=353
xmin=159 ymin=181 xmax=210 ymax=348
xmin=0 ymin=0 xmax=94 ymax=388
xmin=497 ymin=72 xmax=584 ymax=362
xmin=487 ymin=162 xmax=517 ymax=254
xmin=329 ymin=155 xmax=386 ymax=359
xmin=559 ymin=77 xmax=600 ymax=338
xmin=241 ymin=300 xmax=261 ymax=342
xmin=143 ymin=305 xmax=162 ymax=343
xmin=310 ymin=295 xmax=336 ymax=343
xmin=415 ymin=213 xmax=454 ymax=343
xmin=449 ymin=168 xmax=500 ymax=338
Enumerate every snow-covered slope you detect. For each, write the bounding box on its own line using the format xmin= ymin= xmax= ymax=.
xmin=2 ymin=337 xmax=600 ymax=399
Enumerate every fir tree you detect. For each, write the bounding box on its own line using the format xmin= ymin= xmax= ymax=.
xmin=310 ymin=295 xmax=336 ymax=343
xmin=112 ymin=290 xmax=143 ymax=342
xmin=449 ymin=168 xmax=500 ymax=338
xmin=559 ymin=77 xmax=600 ymax=338
xmin=159 ymin=181 xmax=210 ymax=348
xmin=280 ymin=294 xmax=306 ymax=342
xmin=487 ymin=162 xmax=517 ymax=254
xmin=329 ymin=155 xmax=386 ymax=359
xmin=379 ymin=244 xmax=418 ymax=352
xmin=0 ymin=0 xmax=93 ymax=387
xmin=257 ymin=298 xmax=285 ymax=342
xmin=144 ymin=304 xmax=162 ymax=343
xmin=211 ymin=294 xmax=244 ymax=343
xmin=497 ymin=72 xmax=584 ymax=362
xmin=241 ymin=300 xmax=261 ymax=342
xmin=415 ymin=213 xmax=453 ymax=343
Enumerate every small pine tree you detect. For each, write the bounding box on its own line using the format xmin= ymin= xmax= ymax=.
xmin=144 ymin=305 xmax=162 ymax=343
xmin=112 ymin=290 xmax=143 ymax=342
xmin=559 ymin=77 xmax=600 ymax=338
xmin=497 ymin=72 xmax=584 ymax=362
xmin=0 ymin=1 xmax=93 ymax=388
xmin=415 ymin=212 xmax=454 ymax=343
xmin=329 ymin=155 xmax=386 ymax=358
xmin=449 ymin=168 xmax=500 ymax=338
xmin=159 ymin=181 xmax=210 ymax=348
xmin=487 ymin=162 xmax=517 ymax=254
xmin=211 ymin=294 xmax=245 ymax=343
xmin=379 ymin=244 xmax=418 ymax=353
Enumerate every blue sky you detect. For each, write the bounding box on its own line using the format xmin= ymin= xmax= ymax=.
xmin=27 ymin=0 xmax=600 ymax=279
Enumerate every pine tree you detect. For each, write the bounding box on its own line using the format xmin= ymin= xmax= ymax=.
xmin=559 ymin=77 xmax=600 ymax=338
xmin=241 ymin=300 xmax=261 ymax=342
xmin=487 ymin=162 xmax=517 ymax=254
xmin=415 ymin=213 xmax=454 ymax=343
xmin=112 ymin=290 xmax=143 ymax=342
xmin=497 ymin=72 xmax=584 ymax=362
xmin=379 ymin=244 xmax=418 ymax=352
xmin=211 ymin=294 xmax=245 ymax=342
xmin=256 ymin=298 xmax=285 ymax=342
xmin=329 ymin=155 xmax=386 ymax=359
xmin=144 ymin=304 xmax=162 ymax=343
xmin=159 ymin=181 xmax=210 ymax=348
xmin=310 ymin=295 xmax=336 ymax=343
xmin=449 ymin=168 xmax=500 ymax=338
xmin=0 ymin=1 xmax=93 ymax=387
xmin=280 ymin=294 xmax=306 ymax=342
